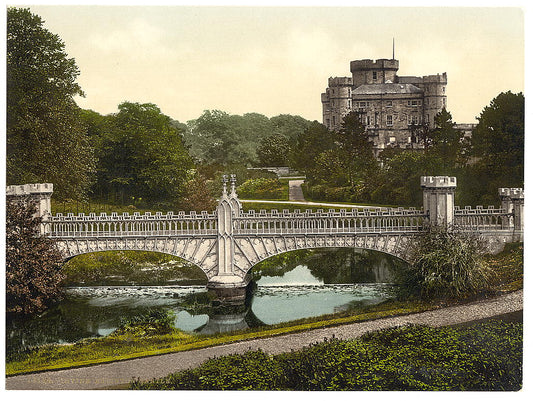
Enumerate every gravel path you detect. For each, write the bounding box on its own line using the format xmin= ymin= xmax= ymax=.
xmin=288 ymin=179 xmax=305 ymax=201
xmin=6 ymin=290 xmax=523 ymax=390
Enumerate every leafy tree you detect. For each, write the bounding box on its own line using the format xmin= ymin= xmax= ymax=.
xmin=425 ymin=108 xmax=466 ymax=173
xmin=335 ymin=112 xmax=378 ymax=190
xmin=290 ymin=121 xmax=334 ymax=172
xmin=7 ymin=8 xmax=95 ymax=200
xmin=371 ymin=150 xmax=437 ymax=206
xmin=177 ymin=173 xmax=217 ymax=212
xmin=270 ymin=114 xmax=311 ymax=142
xmin=257 ymin=133 xmax=291 ymax=166
xmin=6 ymin=198 xmax=64 ymax=315
xmin=95 ymin=102 xmax=194 ymax=207
xmin=464 ymin=91 xmax=524 ymax=205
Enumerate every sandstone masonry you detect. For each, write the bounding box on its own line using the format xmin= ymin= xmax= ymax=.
xmin=322 ymin=58 xmax=449 ymax=155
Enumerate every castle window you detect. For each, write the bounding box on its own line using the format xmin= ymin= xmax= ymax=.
xmin=373 ymin=71 xmax=377 ymax=80
xmin=443 ymin=98 xmax=446 ymax=107
xmin=389 ymin=136 xmax=396 ymax=143
xmin=366 ymin=115 xmax=371 ymax=125
xmin=333 ymin=116 xmax=336 ymax=126
xmin=386 ymin=115 xmax=393 ymax=126
xmin=442 ymin=87 xmax=446 ymax=93
xmin=326 ymin=119 xmax=330 ymax=128
xmin=386 ymin=101 xmax=392 ymax=107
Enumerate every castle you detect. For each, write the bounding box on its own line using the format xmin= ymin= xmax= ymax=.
xmin=321 ymin=58 xmax=451 ymax=154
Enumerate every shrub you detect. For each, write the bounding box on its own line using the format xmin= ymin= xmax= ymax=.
xmin=6 ymin=197 xmax=64 ymax=315
xmin=237 ymin=178 xmax=285 ymax=199
xmin=396 ymin=226 xmax=494 ymax=300
xmin=131 ymin=321 xmax=522 ymax=390
xmin=111 ymin=309 xmax=175 ymax=336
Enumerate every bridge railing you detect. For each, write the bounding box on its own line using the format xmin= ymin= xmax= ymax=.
xmin=453 ymin=206 xmax=513 ymax=231
xmin=233 ymin=207 xmax=428 ymax=235
xmin=45 ymin=211 xmax=218 ymax=238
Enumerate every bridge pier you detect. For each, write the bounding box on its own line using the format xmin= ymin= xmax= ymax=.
xmin=207 ymin=274 xmax=252 ymax=305
xmin=499 ymin=188 xmax=524 ymax=242
xmin=421 ymin=176 xmax=456 ymax=226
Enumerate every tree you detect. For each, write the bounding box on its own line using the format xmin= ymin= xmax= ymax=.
xmin=257 ymin=134 xmax=291 ymax=166
xmin=290 ymin=121 xmax=334 ymax=173
xmin=462 ymin=92 xmax=524 ymax=205
xmin=177 ymin=173 xmax=217 ymax=212
xmin=95 ymin=102 xmax=194 ymax=207
xmin=7 ymin=8 xmax=95 ymax=200
xmin=336 ymin=112 xmax=378 ymax=188
xmin=426 ymin=108 xmax=465 ymax=173
xmin=6 ymin=198 xmax=64 ymax=315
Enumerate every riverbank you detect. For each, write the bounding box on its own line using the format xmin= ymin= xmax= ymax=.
xmin=5 ymin=289 xmax=523 ymax=390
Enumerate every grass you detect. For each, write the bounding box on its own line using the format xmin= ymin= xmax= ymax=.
xmin=6 ymin=242 xmax=523 ymax=377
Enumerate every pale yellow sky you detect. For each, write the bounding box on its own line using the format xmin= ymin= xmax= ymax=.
xmin=23 ymin=4 xmax=524 ymax=124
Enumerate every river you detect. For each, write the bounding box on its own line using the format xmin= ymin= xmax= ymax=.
xmin=6 ymin=248 xmax=405 ymax=356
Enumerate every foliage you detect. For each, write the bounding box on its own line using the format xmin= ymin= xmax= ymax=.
xmin=90 ymin=102 xmax=194 ymax=208
xmin=112 ymin=310 xmax=175 ymax=337
xmin=6 ymin=7 xmax=95 ymax=200
xmin=426 ymin=108 xmax=466 ymax=171
xmin=185 ymin=111 xmax=311 ymax=166
xmin=396 ymin=227 xmax=494 ymax=300
xmin=131 ymin=321 xmax=522 ymax=390
xmin=62 ymin=251 xmax=207 ymax=286
xmin=462 ymin=91 xmax=524 ymax=205
xmin=237 ymin=178 xmax=287 ymax=200
xmin=256 ymin=133 xmax=291 ymax=167
xmin=6 ymin=198 xmax=64 ymax=315
xmin=290 ymin=121 xmax=335 ymax=173
xmin=370 ymin=150 xmax=437 ymax=206
xmin=177 ymin=172 xmax=217 ymax=212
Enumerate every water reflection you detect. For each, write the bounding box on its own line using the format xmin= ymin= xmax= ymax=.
xmin=6 ymin=248 xmax=405 ymax=357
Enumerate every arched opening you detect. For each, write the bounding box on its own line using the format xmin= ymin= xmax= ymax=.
xmin=62 ymin=250 xmax=208 ymax=286
xmin=246 ymin=247 xmax=408 ymax=326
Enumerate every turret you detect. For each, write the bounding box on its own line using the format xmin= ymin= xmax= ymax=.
xmin=350 ymin=59 xmax=399 ymax=87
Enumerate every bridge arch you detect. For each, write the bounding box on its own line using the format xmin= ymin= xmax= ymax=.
xmin=232 ymin=233 xmax=417 ymax=279
xmin=54 ymin=236 xmax=219 ymax=279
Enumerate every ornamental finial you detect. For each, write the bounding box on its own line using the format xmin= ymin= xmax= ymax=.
xmin=222 ymin=174 xmax=228 ymax=195
xmin=230 ymin=174 xmax=237 ymax=194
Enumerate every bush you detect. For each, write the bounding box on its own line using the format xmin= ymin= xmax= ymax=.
xmin=396 ymin=226 xmax=494 ymax=300
xmin=111 ymin=309 xmax=175 ymax=337
xmin=237 ymin=178 xmax=285 ymax=199
xmin=6 ymin=197 xmax=64 ymax=315
xmin=131 ymin=321 xmax=522 ymax=390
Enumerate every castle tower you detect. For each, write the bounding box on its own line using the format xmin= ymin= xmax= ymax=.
xmin=421 ymin=176 xmax=456 ymax=226
xmin=321 ymin=76 xmax=353 ymax=130
xmin=420 ymin=73 xmax=447 ymax=126
xmin=350 ymin=59 xmax=399 ymax=87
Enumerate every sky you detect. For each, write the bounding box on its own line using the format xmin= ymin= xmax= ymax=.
xmin=11 ymin=2 xmax=526 ymax=124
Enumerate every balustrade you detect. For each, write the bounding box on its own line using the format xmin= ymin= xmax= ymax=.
xmin=46 ymin=211 xmax=218 ymax=238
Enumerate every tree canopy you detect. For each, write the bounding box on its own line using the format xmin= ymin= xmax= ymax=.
xmin=7 ymin=7 xmax=95 ymax=200
xmin=88 ymin=102 xmax=194 ymax=208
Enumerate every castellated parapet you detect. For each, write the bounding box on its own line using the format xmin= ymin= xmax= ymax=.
xmin=420 ymin=176 xmax=457 ymax=188
xmin=6 ymin=183 xmax=53 ymax=196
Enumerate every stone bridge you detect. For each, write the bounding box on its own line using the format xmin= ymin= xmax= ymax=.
xmin=6 ymin=176 xmax=523 ymax=301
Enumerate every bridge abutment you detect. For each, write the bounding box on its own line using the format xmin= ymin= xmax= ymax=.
xmin=6 ymin=183 xmax=53 ymax=235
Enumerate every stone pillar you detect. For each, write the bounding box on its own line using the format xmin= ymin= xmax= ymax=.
xmin=6 ymin=183 xmax=54 ymax=234
xmin=510 ymin=188 xmax=524 ymax=242
xmin=420 ymin=176 xmax=456 ymax=226
xmin=207 ymin=175 xmax=249 ymax=304
xmin=499 ymin=188 xmax=514 ymax=229
xmin=499 ymin=188 xmax=524 ymax=241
